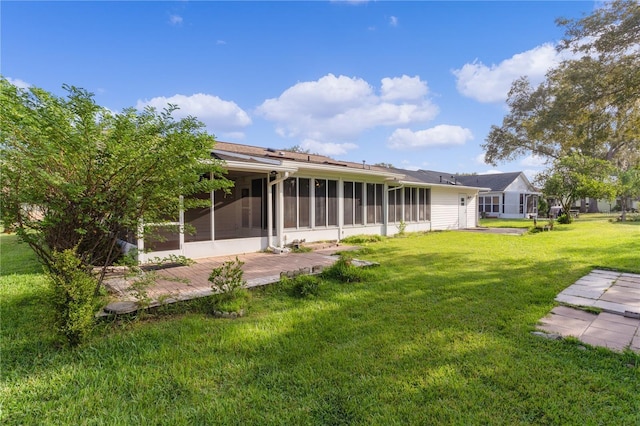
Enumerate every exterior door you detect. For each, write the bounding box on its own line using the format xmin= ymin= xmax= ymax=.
xmin=458 ymin=194 xmax=467 ymax=229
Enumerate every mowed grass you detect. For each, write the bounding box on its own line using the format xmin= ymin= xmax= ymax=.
xmin=2 ymin=216 xmax=639 ymax=424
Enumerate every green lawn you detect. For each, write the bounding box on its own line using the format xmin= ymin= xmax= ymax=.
xmin=2 ymin=216 xmax=639 ymax=425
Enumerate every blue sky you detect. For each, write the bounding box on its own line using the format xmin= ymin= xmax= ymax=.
xmin=3 ymin=1 xmax=598 ymax=178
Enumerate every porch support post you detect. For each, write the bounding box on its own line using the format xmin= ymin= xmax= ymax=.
xmin=267 ymin=174 xmax=273 ymax=248
xmin=276 ymin=179 xmax=285 ymax=247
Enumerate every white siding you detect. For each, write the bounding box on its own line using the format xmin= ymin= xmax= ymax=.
xmin=430 ymin=188 xmax=462 ymax=230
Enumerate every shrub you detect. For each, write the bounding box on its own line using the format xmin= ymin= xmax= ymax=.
xmin=291 ymin=275 xmax=321 ymax=298
xmin=341 ymin=234 xmax=384 ymax=244
xmin=557 ymin=213 xmax=572 ymax=224
xmin=48 ymin=249 xmax=98 ymax=346
xmin=208 ymin=257 xmax=249 ymax=313
xmin=321 ymin=256 xmax=368 ymax=283
xmin=209 ymin=257 xmax=245 ymax=295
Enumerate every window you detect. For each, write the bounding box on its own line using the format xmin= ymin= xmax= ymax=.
xmin=284 ymin=177 xmax=311 ymax=229
xmin=328 ymin=180 xmax=338 ymax=226
xmin=354 ymin=182 xmax=363 ymax=225
xmin=478 ymin=196 xmax=500 ymax=214
xmin=418 ymin=188 xmax=431 ymax=221
xmin=299 ymin=178 xmax=310 ymax=227
xmin=519 ymin=194 xmax=524 ymax=214
xmin=388 ymin=187 xmax=403 ymax=223
xmin=366 ymin=183 xmax=376 ymax=224
xmin=344 ymin=181 xmax=365 ymax=226
xmin=315 ymin=179 xmax=338 ymax=227
xmin=344 ymin=181 xmax=354 ymax=226
xmin=283 ymin=178 xmax=297 ymax=228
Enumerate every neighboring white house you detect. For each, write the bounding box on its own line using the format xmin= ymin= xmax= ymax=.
xmin=133 ymin=142 xmax=485 ymax=262
xmin=456 ymin=172 xmax=541 ymax=219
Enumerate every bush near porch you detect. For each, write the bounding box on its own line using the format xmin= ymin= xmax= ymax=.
xmin=1 ymin=215 xmax=639 ymax=424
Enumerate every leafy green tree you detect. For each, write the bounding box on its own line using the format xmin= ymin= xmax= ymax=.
xmin=538 ymin=154 xmax=615 ymax=222
xmin=614 ymin=166 xmax=640 ymax=220
xmin=483 ymin=0 xmax=640 ymax=211
xmin=0 ymin=78 xmax=232 ymax=289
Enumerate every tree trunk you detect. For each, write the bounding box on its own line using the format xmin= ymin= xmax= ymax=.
xmin=587 ymin=198 xmax=599 ymax=213
xmin=579 ymin=199 xmax=587 ymax=213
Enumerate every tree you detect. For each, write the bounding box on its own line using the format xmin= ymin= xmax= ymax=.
xmin=483 ymin=0 xmax=640 ymax=211
xmin=537 ymin=154 xmax=615 ymax=222
xmin=0 ymin=78 xmax=232 ymax=289
xmin=614 ymin=166 xmax=640 ymax=220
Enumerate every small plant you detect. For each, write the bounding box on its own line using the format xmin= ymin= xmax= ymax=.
xmin=128 ymin=271 xmax=157 ymax=309
xmin=291 ymin=275 xmax=321 ymax=298
xmin=208 ymin=257 xmax=249 ymax=314
xmin=48 ymin=248 xmax=98 ymax=346
xmin=321 ymin=255 xmax=368 ymax=283
xmin=209 ymin=257 xmax=246 ymax=294
xmin=341 ymin=234 xmax=384 ymax=244
xmin=557 ymin=213 xmax=572 ymax=224
xmin=397 ymin=220 xmax=407 ymax=236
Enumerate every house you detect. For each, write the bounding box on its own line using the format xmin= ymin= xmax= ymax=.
xmin=134 ymin=142 xmax=485 ymax=262
xmin=455 ymin=172 xmax=541 ymax=219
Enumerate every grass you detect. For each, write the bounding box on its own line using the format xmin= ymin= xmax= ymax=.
xmin=2 ymin=215 xmax=640 ymax=424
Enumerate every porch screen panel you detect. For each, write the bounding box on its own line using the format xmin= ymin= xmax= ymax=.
xmin=214 ymin=188 xmax=237 ymax=240
xmin=144 ymin=225 xmax=180 ymax=251
xmin=251 ymin=178 xmax=263 ymax=229
xmin=184 ymin=192 xmax=212 ymax=242
xmin=344 ymin=182 xmax=354 ymax=225
xmin=315 ymin=179 xmax=327 ymax=227
xmin=388 ymin=190 xmax=396 ymax=223
xmin=328 ymin=180 xmax=338 ymax=226
xmin=284 ymin=178 xmax=297 ymax=228
xmin=395 ymin=188 xmax=403 ymax=222
xmin=354 ymin=182 xmax=363 ymax=225
xmin=366 ymin=183 xmax=375 ymax=224
xmin=404 ymin=187 xmax=412 ymax=222
xmin=425 ymin=188 xmax=431 ymax=220
xmin=375 ymin=184 xmax=383 ymax=224
xmin=299 ymin=178 xmax=310 ymax=228
xmin=418 ymin=188 xmax=426 ymax=221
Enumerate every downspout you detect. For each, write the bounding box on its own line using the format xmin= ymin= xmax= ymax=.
xmin=267 ymin=172 xmax=290 ymax=252
xmin=386 ymin=184 xmax=404 ymax=236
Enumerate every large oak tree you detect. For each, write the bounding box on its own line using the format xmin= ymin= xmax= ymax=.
xmin=483 ymin=0 xmax=640 ymax=211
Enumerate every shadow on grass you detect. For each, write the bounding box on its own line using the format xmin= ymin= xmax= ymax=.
xmin=3 ymin=229 xmax=640 ymax=424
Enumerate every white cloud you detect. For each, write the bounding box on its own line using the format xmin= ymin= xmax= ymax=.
xmin=137 ymin=93 xmax=251 ymax=133
xmin=389 ymin=16 xmax=398 ymax=27
xmin=169 ymin=15 xmax=183 ymax=26
xmin=480 ymin=169 xmax=504 ymax=175
xmin=380 ymin=75 xmax=428 ymax=101
xmin=474 ymin=153 xmax=488 ymax=165
xmin=216 ymin=40 xmax=227 ymax=45
xmin=387 ymin=125 xmax=473 ymax=150
xmin=7 ymin=77 xmax=30 ymax=89
xmin=520 ymin=154 xmax=547 ymax=167
xmin=453 ymin=43 xmax=567 ymax=103
xmin=256 ymin=73 xmax=438 ymax=142
xmin=301 ymin=139 xmax=358 ymax=157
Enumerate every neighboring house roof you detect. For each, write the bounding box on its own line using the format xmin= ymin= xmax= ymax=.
xmin=212 ymin=141 xmax=484 ymax=190
xmin=455 ymin=172 xmax=531 ymax=192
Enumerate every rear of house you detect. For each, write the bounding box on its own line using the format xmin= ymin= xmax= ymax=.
xmin=132 ymin=142 xmax=482 ymax=262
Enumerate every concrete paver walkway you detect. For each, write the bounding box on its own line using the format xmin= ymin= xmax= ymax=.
xmin=538 ymin=269 xmax=640 ymax=352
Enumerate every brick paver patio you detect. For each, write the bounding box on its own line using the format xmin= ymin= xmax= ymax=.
xmin=102 ymin=244 xmax=357 ymax=314
xmin=538 ymin=269 xmax=640 ymax=353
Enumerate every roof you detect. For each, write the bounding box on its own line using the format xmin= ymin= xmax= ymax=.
xmin=211 ymin=141 xmax=483 ymax=190
xmin=454 ymin=172 xmax=525 ymax=192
